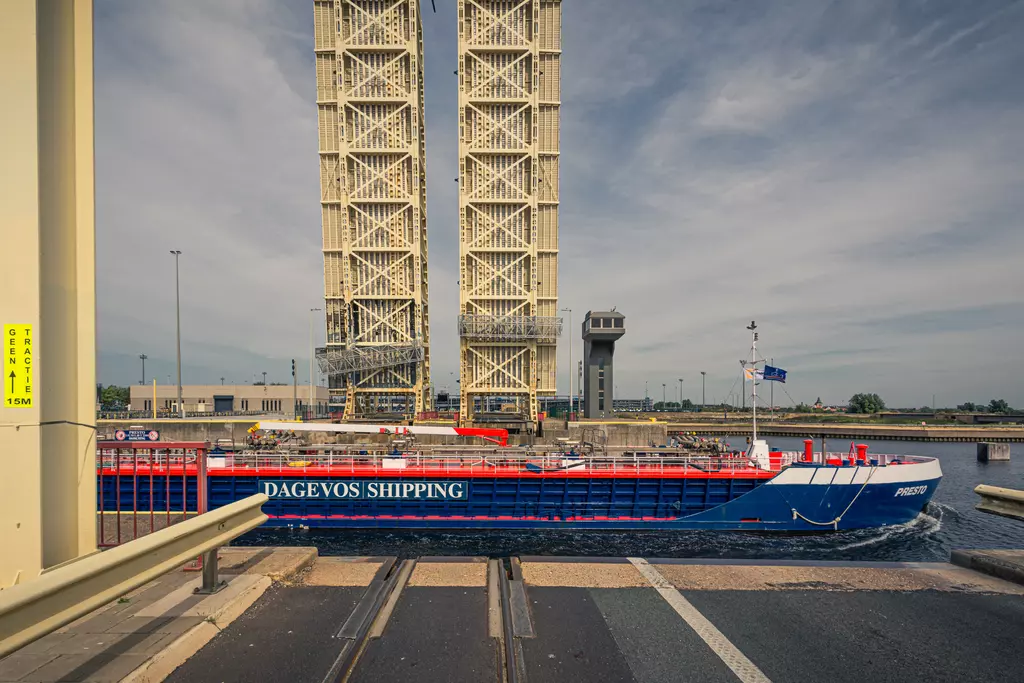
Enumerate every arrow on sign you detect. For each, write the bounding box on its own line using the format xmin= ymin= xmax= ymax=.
xmin=8 ymin=371 xmax=14 ymax=394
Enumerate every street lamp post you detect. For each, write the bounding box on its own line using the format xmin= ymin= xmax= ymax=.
xmin=309 ymin=307 xmax=322 ymax=420
xmin=139 ymin=353 xmax=147 ymax=385
xmin=170 ymin=250 xmax=183 ymax=418
xmin=700 ymin=371 xmax=706 ymax=410
xmin=662 ymin=383 xmax=666 ymax=410
xmin=577 ymin=361 xmax=582 ymax=415
xmin=262 ymin=371 xmax=267 ymax=386
xmin=678 ymin=378 xmax=683 ymax=410
xmin=561 ymin=307 xmax=572 ymax=419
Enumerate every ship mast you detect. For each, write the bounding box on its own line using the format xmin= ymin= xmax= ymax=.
xmin=747 ymin=320 xmax=758 ymax=443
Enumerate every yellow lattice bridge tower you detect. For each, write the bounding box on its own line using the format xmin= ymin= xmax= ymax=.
xmin=313 ymin=0 xmax=432 ymax=419
xmin=457 ymin=0 xmax=562 ymax=426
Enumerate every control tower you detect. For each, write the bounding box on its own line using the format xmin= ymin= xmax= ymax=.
xmin=582 ymin=310 xmax=625 ymax=418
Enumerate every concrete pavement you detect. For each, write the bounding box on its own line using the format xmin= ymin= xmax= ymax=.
xmin=0 ymin=548 xmax=315 ymax=683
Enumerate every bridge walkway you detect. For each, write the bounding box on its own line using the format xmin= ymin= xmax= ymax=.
xmin=4 ymin=550 xmax=1024 ymax=682
xmin=167 ymin=555 xmax=1024 ymax=683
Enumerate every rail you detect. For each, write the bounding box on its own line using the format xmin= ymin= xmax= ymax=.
xmin=0 ymin=494 xmax=269 ymax=659
xmin=94 ymin=447 xmax=935 ymax=478
xmin=216 ymin=446 xmax=767 ymax=474
xmin=975 ymin=485 xmax=1024 ymax=522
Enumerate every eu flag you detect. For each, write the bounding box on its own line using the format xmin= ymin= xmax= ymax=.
xmin=763 ymin=365 xmax=787 ymax=383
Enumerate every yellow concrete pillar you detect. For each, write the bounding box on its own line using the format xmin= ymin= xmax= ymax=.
xmin=0 ymin=0 xmax=96 ymax=587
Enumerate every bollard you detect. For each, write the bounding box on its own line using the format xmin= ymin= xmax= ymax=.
xmin=856 ymin=444 xmax=869 ymax=465
xmin=803 ymin=439 xmax=813 ymax=463
xmin=977 ymin=442 xmax=1010 ymax=462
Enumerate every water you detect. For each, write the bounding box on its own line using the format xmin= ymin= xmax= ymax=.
xmin=235 ymin=439 xmax=1023 ymax=561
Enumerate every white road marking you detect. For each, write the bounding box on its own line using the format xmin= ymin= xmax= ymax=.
xmin=628 ymin=558 xmax=773 ymax=683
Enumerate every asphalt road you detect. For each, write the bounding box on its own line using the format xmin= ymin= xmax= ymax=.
xmin=686 ymin=590 xmax=1024 ymax=683
xmin=350 ymin=586 xmax=499 ymax=683
xmin=164 ymin=561 xmax=1024 ymax=683
xmin=165 ymin=585 xmax=366 ymax=683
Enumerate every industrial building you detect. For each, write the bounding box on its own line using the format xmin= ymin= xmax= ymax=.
xmin=127 ymin=384 xmax=331 ymax=417
xmin=457 ymin=0 xmax=563 ymax=424
xmin=612 ymin=397 xmax=653 ymax=412
xmin=313 ymin=0 xmax=432 ymax=419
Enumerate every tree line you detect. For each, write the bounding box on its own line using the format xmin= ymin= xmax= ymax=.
xmin=956 ymin=399 xmax=1013 ymax=413
xmin=847 ymin=393 xmax=1015 ymax=414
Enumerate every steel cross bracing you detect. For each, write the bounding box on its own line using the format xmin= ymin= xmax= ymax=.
xmin=316 ymin=342 xmax=425 ymax=374
xmin=315 ymin=0 xmax=431 ymax=419
xmin=458 ymin=0 xmax=561 ymax=425
xmin=458 ymin=315 xmax=561 ymax=341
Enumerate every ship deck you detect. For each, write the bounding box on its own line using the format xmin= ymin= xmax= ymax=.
xmin=96 ymin=446 xmax=931 ymax=480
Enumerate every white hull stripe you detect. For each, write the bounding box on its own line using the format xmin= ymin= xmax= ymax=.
xmin=767 ymin=458 xmax=942 ymax=486
xmin=629 ymin=558 xmax=772 ymax=683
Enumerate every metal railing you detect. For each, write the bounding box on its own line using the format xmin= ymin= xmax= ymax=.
xmin=96 ymin=443 xmax=207 ymax=547
xmin=802 ymin=451 xmax=933 ymax=466
xmin=975 ymin=485 xmax=1024 ymax=522
xmin=196 ymin=447 xmax=769 ymax=476
xmin=95 ymin=447 xmax=938 ymax=481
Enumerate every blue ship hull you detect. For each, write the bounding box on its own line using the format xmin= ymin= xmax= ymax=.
xmin=98 ymin=458 xmax=942 ymax=532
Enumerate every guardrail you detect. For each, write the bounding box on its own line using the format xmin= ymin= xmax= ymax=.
xmin=0 ymin=494 xmax=268 ymax=658
xmin=975 ymin=485 xmax=1024 ymax=522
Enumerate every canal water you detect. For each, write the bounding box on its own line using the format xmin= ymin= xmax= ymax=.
xmin=235 ymin=439 xmax=1023 ymax=561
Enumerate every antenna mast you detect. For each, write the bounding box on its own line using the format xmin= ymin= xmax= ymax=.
xmin=747 ymin=320 xmax=758 ymax=442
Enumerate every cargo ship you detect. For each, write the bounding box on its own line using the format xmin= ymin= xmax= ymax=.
xmin=97 ymin=425 xmax=941 ymax=532
xmin=96 ymin=325 xmax=941 ymax=532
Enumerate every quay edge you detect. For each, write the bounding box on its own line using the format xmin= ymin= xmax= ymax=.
xmin=95 ymin=418 xmax=1024 ymax=446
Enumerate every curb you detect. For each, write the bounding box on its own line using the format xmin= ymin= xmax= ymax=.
xmin=950 ymin=550 xmax=1024 ymax=587
xmin=261 ymin=550 xmax=320 ymax=585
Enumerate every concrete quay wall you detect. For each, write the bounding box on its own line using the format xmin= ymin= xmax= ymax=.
xmin=98 ymin=419 xmax=255 ymax=446
xmin=99 ymin=417 xmax=1022 ymax=446
xmin=97 ymin=418 xmax=670 ymax=448
xmin=667 ymin=421 xmax=1024 ymax=442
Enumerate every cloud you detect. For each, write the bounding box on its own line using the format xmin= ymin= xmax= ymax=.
xmin=95 ymin=0 xmax=1024 ymax=408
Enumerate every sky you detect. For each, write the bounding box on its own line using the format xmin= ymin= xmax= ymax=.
xmin=94 ymin=0 xmax=1024 ymax=409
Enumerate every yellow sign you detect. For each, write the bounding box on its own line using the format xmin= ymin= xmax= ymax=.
xmin=4 ymin=324 xmax=32 ymax=408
